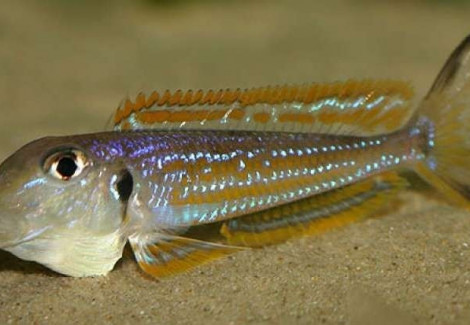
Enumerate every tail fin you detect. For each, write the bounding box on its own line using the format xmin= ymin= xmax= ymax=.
xmin=414 ymin=35 xmax=470 ymax=208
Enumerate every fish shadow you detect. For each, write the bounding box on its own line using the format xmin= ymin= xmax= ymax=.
xmin=0 ymin=249 xmax=61 ymax=277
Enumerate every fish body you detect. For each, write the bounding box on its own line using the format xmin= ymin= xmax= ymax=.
xmin=1 ymin=36 xmax=470 ymax=278
xmin=0 ymin=128 xmax=420 ymax=276
xmin=56 ymin=128 xmax=423 ymax=225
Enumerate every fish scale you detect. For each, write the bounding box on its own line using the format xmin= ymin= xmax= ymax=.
xmin=68 ymin=128 xmax=423 ymax=227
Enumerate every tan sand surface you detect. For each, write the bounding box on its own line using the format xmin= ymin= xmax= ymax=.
xmin=1 ymin=0 xmax=470 ymax=324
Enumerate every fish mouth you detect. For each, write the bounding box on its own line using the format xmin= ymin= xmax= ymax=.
xmin=0 ymin=226 xmax=52 ymax=249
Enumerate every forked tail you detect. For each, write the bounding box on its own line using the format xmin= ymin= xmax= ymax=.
xmin=414 ymin=35 xmax=470 ymax=208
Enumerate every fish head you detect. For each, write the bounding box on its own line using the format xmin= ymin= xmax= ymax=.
xmin=0 ymin=136 xmax=129 ymax=276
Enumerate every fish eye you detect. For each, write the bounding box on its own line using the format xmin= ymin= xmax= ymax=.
xmin=44 ymin=149 xmax=89 ymax=181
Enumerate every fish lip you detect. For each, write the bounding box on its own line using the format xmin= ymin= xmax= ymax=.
xmin=0 ymin=225 xmax=52 ymax=249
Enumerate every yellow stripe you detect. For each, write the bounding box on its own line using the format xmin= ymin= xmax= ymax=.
xmin=113 ymin=80 xmax=414 ymax=126
xmin=132 ymin=236 xmax=244 ymax=278
xmin=220 ymin=172 xmax=407 ymax=247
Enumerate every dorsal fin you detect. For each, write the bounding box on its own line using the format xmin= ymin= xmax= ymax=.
xmin=113 ymin=80 xmax=415 ymax=136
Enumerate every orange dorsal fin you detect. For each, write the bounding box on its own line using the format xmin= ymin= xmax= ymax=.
xmin=129 ymin=233 xmax=245 ymax=278
xmin=113 ymin=80 xmax=415 ymax=136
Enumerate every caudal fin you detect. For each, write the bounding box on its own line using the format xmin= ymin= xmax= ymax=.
xmin=414 ymin=35 xmax=470 ymax=208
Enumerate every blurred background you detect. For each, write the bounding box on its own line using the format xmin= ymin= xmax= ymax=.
xmin=1 ymin=0 xmax=470 ymax=161
xmin=1 ymin=1 xmax=470 ymax=324
xmin=0 ymin=0 xmax=469 ymax=152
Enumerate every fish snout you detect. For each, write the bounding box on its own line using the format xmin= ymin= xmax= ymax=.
xmin=0 ymin=220 xmax=50 ymax=249
xmin=0 ymin=198 xmax=39 ymax=248
xmin=0 ymin=212 xmax=24 ymax=248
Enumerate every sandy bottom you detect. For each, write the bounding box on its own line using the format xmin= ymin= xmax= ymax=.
xmin=1 ymin=0 xmax=470 ymax=324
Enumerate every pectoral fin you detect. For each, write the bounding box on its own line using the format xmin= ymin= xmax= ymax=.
xmin=129 ymin=233 xmax=246 ymax=278
xmin=221 ymin=172 xmax=408 ymax=247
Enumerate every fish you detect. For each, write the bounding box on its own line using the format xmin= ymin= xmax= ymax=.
xmin=0 ymin=35 xmax=470 ymax=279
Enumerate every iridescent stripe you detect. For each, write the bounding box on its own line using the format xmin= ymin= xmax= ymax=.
xmin=113 ymin=80 xmax=414 ymax=136
xmin=73 ymin=127 xmax=425 ymax=227
xmin=226 ymin=178 xmax=393 ymax=234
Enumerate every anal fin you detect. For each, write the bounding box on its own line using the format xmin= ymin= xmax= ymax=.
xmin=129 ymin=233 xmax=246 ymax=278
xmin=221 ymin=172 xmax=408 ymax=247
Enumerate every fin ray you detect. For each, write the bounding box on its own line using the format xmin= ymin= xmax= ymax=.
xmin=416 ymin=35 xmax=470 ymax=206
xmin=414 ymin=162 xmax=470 ymax=210
xmin=113 ymin=80 xmax=414 ymax=136
xmin=220 ymin=172 xmax=408 ymax=247
xmin=130 ymin=233 xmax=245 ymax=278
xmin=427 ymin=35 xmax=470 ymax=96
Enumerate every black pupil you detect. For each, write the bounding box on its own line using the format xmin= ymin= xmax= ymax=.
xmin=56 ymin=156 xmax=78 ymax=178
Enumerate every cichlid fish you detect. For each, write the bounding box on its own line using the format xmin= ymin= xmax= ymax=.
xmin=1 ymin=36 xmax=470 ymax=278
